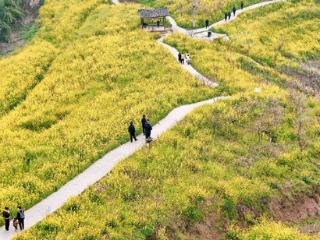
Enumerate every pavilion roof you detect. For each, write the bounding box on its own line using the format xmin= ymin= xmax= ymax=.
xmin=139 ymin=8 xmax=169 ymax=18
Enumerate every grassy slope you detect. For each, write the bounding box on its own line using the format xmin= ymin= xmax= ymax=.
xmin=15 ymin=0 xmax=320 ymax=239
xmin=165 ymin=0 xmax=320 ymax=93
xmin=0 ymin=2 xmax=214 ymax=222
xmin=15 ymin=93 xmax=320 ymax=239
xmin=140 ymin=0 xmax=267 ymax=28
xmin=216 ymin=0 xmax=320 ymax=68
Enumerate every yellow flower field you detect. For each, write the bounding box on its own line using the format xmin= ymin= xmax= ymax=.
xmin=15 ymin=93 xmax=320 ymax=239
xmin=0 ymin=2 xmax=214 ymax=223
xmin=2 ymin=0 xmax=320 ymax=238
xmin=141 ymin=0 xmax=266 ymax=28
xmin=216 ymin=0 xmax=320 ymax=67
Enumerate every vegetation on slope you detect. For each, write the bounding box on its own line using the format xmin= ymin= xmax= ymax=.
xmin=0 ymin=2 xmax=214 ymax=224
xmin=139 ymin=0 xmax=266 ymax=28
xmin=4 ymin=0 xmax=320 ymax=239
xmin=215 ymin=0 xmax=320 ymax=68
xmin=165 ymin=0 xmax=320 ymax=94
xmin=165 ymin=32 xmax=287 ymax=96
xmin=15 ymin=92 xmax=320 ymax=239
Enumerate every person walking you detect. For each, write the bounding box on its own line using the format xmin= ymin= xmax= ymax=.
xmin=178 ymin=52 xmax=182 ymax=64
xmin=205 ymin=19 xmax=209 ymax=28
xmin=141 ymin=115 xmax=147 ymax=135
xmin=17 ymin=206 xmax=25 ymax=231
xmin=128 ymin=121 xmax=137 ymax=143
xmin=228 ymin=12 xmax=231 ymax=20
xmin=240 ymin=1 xmax=244 ymax=9
xmin=144 ymin=120 xmax=153 ymax=142
xmin=233 ymin=6 xmax=236 ymax=16
xmin=2 ymin=207 xmax=11 ymax=231
xmin=225 ymin=12 xmax=228 ymax=21
xmin=185 ymin=54 xmax=191 ymax=65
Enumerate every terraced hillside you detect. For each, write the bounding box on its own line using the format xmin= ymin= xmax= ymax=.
xmin=0 ymin=0 xmax=214 ymax=226
xmin=15 ymin=92 xmax=320 ymax=239
xmin=1 ymin=0 xmax=320 ymax=239
xmin=139 ymin=0 xmax=267 ymax=28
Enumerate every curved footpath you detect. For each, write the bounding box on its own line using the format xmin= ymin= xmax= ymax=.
xmin=0 ymin=0 xmax=282 ymax=239
xmin=158 ymin=38 xmax=218 ymax=88
xmin=0 ymin=21 xmax=219 ymax=239
xmin=0 ymin=97 xmax=227 ymax=240
xmin=167 ymin=0 xmax=282 ymax=40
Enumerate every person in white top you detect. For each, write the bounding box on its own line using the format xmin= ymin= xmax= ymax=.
xmin=185 ymin=54 xmax=191 ymax=65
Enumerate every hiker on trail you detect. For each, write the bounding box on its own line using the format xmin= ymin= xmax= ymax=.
xmin=240 ymin=1 xmax=244 ymax=9
xmin=141 ymin=115 xmax=147 ymax=135
xmin=185 ymin=54 xmax=191 ymax=65
xmin=225 ymin=13 xmax=228 ymax=21
xmin=178 ymin=52 xmax=184 ymax=64
xmin=144 ymin=119 xmax=153 ymax=142
xmin=205 ymin=19 xmax=209 ymax=28
xmin=233 ymin=6 xmax=236 ymax=16
xmin=17 ymin=206 xmax=25 ymax=230
xmin=178 ymin=52 xmax=182 ymax=63
xmin=2 ymin=207 xmax=11 ymax=231
xmin=228 ymin=12 xmax=231 ymax=20
xmin=128 ymin=121 xmax=137 ymax=143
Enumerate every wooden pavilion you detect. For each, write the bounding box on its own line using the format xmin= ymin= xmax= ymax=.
xmin=138 ymin=8 xmax=169 ymax=31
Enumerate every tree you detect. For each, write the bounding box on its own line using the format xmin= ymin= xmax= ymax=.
xmin=0 ymin=0 xmax=23 ymax=42
xmin=288 ymin=90 xmax=309 ymax=151
xmin=254 ymin=99 xmax=284 ymax=143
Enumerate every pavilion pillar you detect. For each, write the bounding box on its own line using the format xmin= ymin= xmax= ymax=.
xmin=163 ymin=17 xmax=165 ymax=30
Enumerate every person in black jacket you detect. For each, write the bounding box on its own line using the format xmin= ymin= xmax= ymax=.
xmin=141 ymin=115 xmax=147 ymax=135
xmin=225 ymin=13 xmax=228 ymax=21
xmin=205 ymin=19 xmax=209 ymax=28
xmin=128 ymin=121 xmax=137 ymax=143
xmin=228 ymin=12 xmax=231 ymax=20
xmin=233 ymin=6 xmax=236 ymax=16
xmin=17 ymin=206 xmax=25 ymax=230
xmin=240 ymin=1 xmax=244 ymax=9
xmin=2 ymin=207 xmax=11 ymax=231
xmin=144 ymin=120 xmax=152 ymax=141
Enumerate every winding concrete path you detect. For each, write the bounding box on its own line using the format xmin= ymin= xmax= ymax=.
xmin=0 ymin=1 xmax=282 ymax=239
xmin=167 ymin=0 xmax=282 ymax=40
xmin=0 ymin=97 xmax=227 ymax=240
xmin=158 ymin=38 xmax=218 ymax=87
xmin=0 ymin=2 xmax=221 ymax=239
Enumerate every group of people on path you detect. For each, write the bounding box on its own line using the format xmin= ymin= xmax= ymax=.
xmin=203 ymin=1 xmax=244 ymax=29
xmin=225 ymin=1 xmax=244 ymax=21
xmin=128 ymin=115 xmax=153 ymax=143
xmin=2 ymin=206 xmax=25 ymax=232
xmin=178 ymin=52 xmax=191 ymax=65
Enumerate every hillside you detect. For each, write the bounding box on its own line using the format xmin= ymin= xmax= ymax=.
xmin=0 ymin=0 xmax=320 ymax=239
xmin=0 ymin=0 xmax=213 ymax=227
xmin=139 ymin=0 xmax=268 ymax=28
xmin=15 ymin=93 xmax=320 ymax=239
